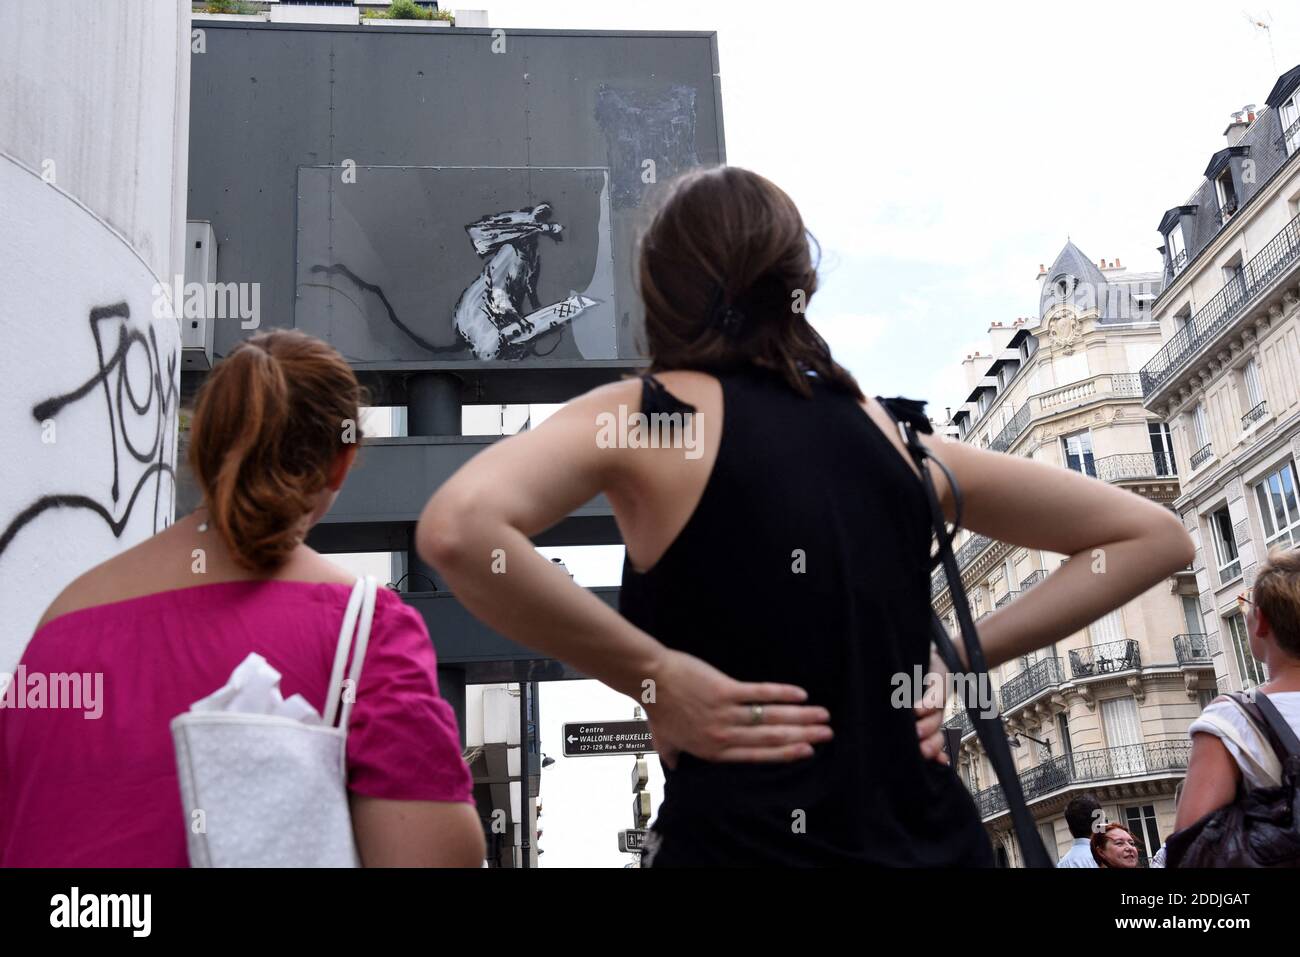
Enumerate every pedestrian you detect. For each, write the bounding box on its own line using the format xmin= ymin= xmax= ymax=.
xmin=1175 ymin=547 xmax=1300 ymax=845
xmin=1057 ymin=795 xmax=1102 ymax=867
xmin=1091 ymin=823 xmax=1141 ymax=868
xmin=416 ymin=166 xmax=1194 ymax=866
xmin=0 ymin=330 xmax=483 ymax=867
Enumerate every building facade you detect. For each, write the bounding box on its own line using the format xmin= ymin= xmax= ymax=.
xmin=937 ymin=242 xmax=1214 ymax=867
xmin=1140 ymin=66 xmax=1300 ymax=701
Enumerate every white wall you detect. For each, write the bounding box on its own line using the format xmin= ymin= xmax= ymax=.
xmin=0 ymin=1 xmax=191 ymax=668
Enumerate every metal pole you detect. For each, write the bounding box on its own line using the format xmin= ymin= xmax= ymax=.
xmin=519 ymin=680 xmax=531 ymax=869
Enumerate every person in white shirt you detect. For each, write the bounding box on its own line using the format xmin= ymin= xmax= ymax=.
xmin=1057 ymin=795 xmax=1101 ymax=868
xmin=1179 ymin=547 xmax=1300 ymax=834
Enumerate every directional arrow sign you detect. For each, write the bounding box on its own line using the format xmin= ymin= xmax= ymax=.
xmin=562 ymin=720 xmax=655 ymax=757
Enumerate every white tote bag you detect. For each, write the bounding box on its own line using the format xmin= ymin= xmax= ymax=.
xmin=171 ymin=576 xmax=377 ymax=867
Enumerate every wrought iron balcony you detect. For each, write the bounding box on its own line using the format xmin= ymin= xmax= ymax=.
xmin=1068 ymin=639 xmax=1140 ymax=679
xmin=1190 ymin=443 xmax=1214 ymax=469
xmin=1019 ymin=569 xmax=1047 ymax=590
xmin=944 ymin=709 xmax=975 ymax=739
xmin=1141 ymin=209 xmax=1300 ymax=398
xmin=1000 ymin=656 xmax=1064 ymax=711
xmin=989 ymin=403 xmax=1031 ymax=453
xmin=970 ymin=740 xmax=1192 ymax=820
xmin=995 ymin=590 xmax=1020 ymax=609
xmin=973 ymin=783 xmax=1007 ymax=818
xmin=1094 ymin=452 xmax=1178 ymax=483
xmin=931 ymin=532 xmax=995 ymax=597
xmin=1173 ymin=632 xmax=1218 ymax=665
xmin=1243 ymin=401 xmax=1268 ymax=428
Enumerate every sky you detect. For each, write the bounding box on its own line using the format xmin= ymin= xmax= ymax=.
xmin=379 ymin=0 xmax=1300 ymax=866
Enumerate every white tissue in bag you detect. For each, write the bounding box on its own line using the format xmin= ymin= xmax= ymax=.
xmin=188 ymin=653 xmax=322 ymax=724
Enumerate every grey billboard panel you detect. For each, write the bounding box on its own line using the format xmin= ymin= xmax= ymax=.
xmin=296 ymin=166 xmax=616 ymax=363
xmin=188 ymin=24 xmax=723 ymax=368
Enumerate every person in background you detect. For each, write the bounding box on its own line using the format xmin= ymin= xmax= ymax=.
xmin=1177 ymin=547 xmax=1300 ymax=834
xmin=1091 ymin=823 xmax=1140 ymax=868
xmin=0 ymin=330 xmax=483 ymax=867
xmin=1058 ymin=795 xmax=1102 ymax=868
xmin=1148 ymin=781 xmax=1182 ymax=868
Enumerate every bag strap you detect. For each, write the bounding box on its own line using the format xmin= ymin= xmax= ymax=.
xmin=324 ymin=576 xmax=378 ymax=731
xmin=1230 ymin=691 xmax=1300 ymax=765
xmin=879 ymin=397 xmax=1054 ymax=869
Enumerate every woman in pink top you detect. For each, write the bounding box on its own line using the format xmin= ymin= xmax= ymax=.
xmin=0 ymin=330 xmax=482 ymax=867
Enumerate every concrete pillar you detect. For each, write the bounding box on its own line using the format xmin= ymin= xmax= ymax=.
xmin=0 ymin=2 xmax=190 ymax=669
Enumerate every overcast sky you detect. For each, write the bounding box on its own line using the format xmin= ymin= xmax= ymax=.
xmin=448 ymin=0 xmax=1300 ymax=866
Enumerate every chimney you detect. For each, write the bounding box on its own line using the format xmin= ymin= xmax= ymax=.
xmin=1036 ymin=263 xmax=1047 ymax=279
xmin=1224 ymin=104 xmax=1255 ymax=147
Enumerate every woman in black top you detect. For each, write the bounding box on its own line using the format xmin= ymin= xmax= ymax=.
xmin=418 ymin=167 xmax=1193 ymax=866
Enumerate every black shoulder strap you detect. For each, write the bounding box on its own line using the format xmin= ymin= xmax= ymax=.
xmin=1230 ymin=691 xmax=1300 ymax=764
xmin=877 ymin=396 xmax=1054 ymax=869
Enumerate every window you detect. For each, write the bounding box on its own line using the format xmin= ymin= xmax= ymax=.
xmin=1282 ymin=91 xmax=1300 ymax=156
xmin=1061 ymin=430 xmax=1095 ymax=477
xmin=1254 ymin=459 xmax=1300 ymax=547
xmin=1148 ymin=422 xmax=1176 ymax=475
xmin=1123 ymin=804 xmax=1161 ymax=862
xmin=1243 ymin=358 xmax=1265 ymax=410
xmin=1197 ymin=687 xmax=1219 ymax=711
xmin=1039 ymin=821 xmax=1058 ymax=858
xmin=1227 ymin=612 xmax=1265 ymax=687
xmin=1210 ymin=506 xmax=1241 ymax=582
xmin=1089 ymin=608 xmax=1125 ymax=645
xmin=1101 ymin=696 xmax=1146 ymax=775
xmin=1216 ymin=170 xmax=1240 ymax=223
xmin=1181 ymin=595 xmax=1202 ymax=635
xmin=1057 ymin=712 xmax=1073 ymax=756
xmin=1172 ymin=303 xmax=1192 ymax=333
xmin=1167 ymin=222 xmax=1187 ymax=273
xmin=1190 ymin=403 xmax=1213 ymax=467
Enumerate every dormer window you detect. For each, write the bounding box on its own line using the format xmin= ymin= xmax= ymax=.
xmin=1166 ymin=222 xmax=1187 ymax=274
xmin=1216 ymin=169 xmax=1239 ymax=224
xmin=1283 ymin=91 xmax=1300 ymax=156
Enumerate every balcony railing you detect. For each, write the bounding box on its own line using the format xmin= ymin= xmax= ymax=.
xmin=1141 ymin=208 xmax=1300 ymax=398
xmin=1019 ymin=569 xmax=1047 ymax=590
xmin=1069 ymin=639 xmax=1140 ymax=679
xmin=1243 ymin=401 xmax=1268 ymax=428
xmin=944 ymin=709 xmax=975 ymax=739
xmin=971 ymin=741 xmax=1192 ymax=820
xmin=1173 ymin=632 xmax=1219 ymax=665
xmin=931 ymin=532 xmax=995 ymax=597
xmin=995 ymin=590 xmax=1020 ymax=609
xmin=1190 ymin=443 xmax=1214 ymax=468
xmin=989 ymin=403 xmax=1031 ymax=453
xmin=1000 ymin=657 xmax=1064 ymax=711
xmin=1110 ymin=373 xmax=1143 ymax=397
xmin=1094 ymin=452 xmax=1178 ymax=483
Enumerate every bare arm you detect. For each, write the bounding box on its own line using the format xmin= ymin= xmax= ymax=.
xmin=416 ymin=381 xmax=831 ymax=765
xmin=1175 ymin=733 xmax=1240 ymax=831
xmin=350 ymin=795 xmax=486 ymax=867
xmin=915 ymin=432 xmax=1194 ymax=670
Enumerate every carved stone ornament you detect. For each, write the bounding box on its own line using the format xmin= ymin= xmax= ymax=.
xmin=1047 ymin=309 xmax=1083 ymax=355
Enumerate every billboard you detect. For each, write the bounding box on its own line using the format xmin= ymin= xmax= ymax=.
xmin=188 ymin=24 xmax=726 ymax=370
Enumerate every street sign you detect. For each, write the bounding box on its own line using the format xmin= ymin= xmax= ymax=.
xmin=633 ymin=791 xmax=652 ymax=828
xmin=619 ymin=828 xmax=647 ymax=853
xmin=630 ymin=757 xmax=648 ymax=792
xmin=562 ymin=719 xmax=655 ymax=757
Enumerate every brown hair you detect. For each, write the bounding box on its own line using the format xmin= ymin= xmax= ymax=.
xmin=188 ymin=329 xmax=363 ymax=572
xmin=1253 ymin=546 xmax=1300 ymax=657
xmin=637 ymin=166 xmax=863 ymax=401
xmin=1090 ymin=823 xmax=1134 ymax=867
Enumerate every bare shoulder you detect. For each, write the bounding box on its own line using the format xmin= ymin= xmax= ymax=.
xmin=35 ymin=533 xmax=164 ymax=630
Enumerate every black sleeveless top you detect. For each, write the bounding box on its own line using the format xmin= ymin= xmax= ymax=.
xmin=619 ymin=366 xmax=994 ymax=867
